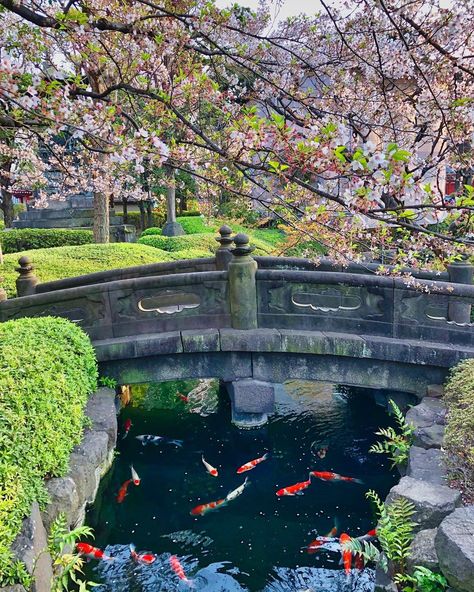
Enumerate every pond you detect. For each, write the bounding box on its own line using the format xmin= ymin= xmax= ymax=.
xmin=85 ymin=379 xmax=408 ymax=592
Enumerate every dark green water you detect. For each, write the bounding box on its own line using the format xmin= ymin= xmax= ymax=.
xmin=85 ymin=380 xmax=404 ymax=592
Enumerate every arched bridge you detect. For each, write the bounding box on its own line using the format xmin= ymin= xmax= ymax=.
xmin=1 ymin=231 xmax=473 ymax=426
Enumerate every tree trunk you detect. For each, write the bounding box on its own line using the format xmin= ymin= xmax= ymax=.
xmin=165 ymin=166 xmax=176 ymax=223
xmin=1 ymin=189 xmax=14 ymax=227
xmin=93 ymin=191 xmax=109 ymax=243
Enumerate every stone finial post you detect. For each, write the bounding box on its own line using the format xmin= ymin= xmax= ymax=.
xmin=16 ymin=256 xmax=38 ymax=297
xmin=215 ymin=224 xmax=234 ymax=270
xmin=447 ymin=260 xmax=474 ymax=324
xmin=228 ymin=233 xmax=258 ymax=329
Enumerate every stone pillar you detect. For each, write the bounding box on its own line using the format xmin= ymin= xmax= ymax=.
xmin=228 ymin=233 xmax=258 ymax=329
xmin=447 ymin=260 xmax=473 ymax=324
xmin=225 ymin=379 xmax=276 ymax=428
xmin=215 ymin=224 xmax=234 ymax=270
xmin=16 ymin=256 xmax=38 ymax=297
xmin=162 ymin=166 xmax=184 ymax=236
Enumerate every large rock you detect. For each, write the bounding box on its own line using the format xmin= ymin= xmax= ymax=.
xmin=67 ymin=453 xmax=98 ymax=509
xmin=407 ymin=528 xmax=439 ymax=572
xmin=11 ymin=503 xmax=53 ymax=592
xmin=413 ymin=424 xmax=445 ymax=449
xmin=73 ymin=430 xmax=110 ymax=476
xmin=435 ymin=506 xmax=474 ymax=592
xmin=0 ymin=586 xmax=27 ymax=592
xmin=386 ymin=477 xmax=461 ymax=531
xmin=407 ymin=447 xmax=447 ymax=486
xmin=42 ymin=477 xmax=80 ymax=532
xmin=406 ymin=398 xmax=447 ymax=428
xmin=85 ymin=388 xmax=117 ymax=451
xmin=426 ymin=384 xmax=444 ymax=399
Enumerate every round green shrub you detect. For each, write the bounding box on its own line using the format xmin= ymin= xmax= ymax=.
xmin=141 ymin=227 xmax=163 ymax=237
xmin=0 ymin=317 xmax=98 ymax=584
xmin=0 ymin=228 xmax=94 ymax=254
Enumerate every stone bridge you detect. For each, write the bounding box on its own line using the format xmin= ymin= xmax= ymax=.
xmin=1 ymin=228 xmax=473 ymax=426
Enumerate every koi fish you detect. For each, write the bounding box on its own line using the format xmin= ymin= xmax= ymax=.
xmin=190 ymin=498 xmax=227 ymax=516
xmin=122 ymin=418 xmax=132 ymax=439
xmin=317 ymin=446 xmax=329 ymax=459
xmin=307 ymin=522 xmax=338 ymax=553
xmin=116 ymin=479 xmax=132 ymax=503
xmin=136 ymin=434 xmax=183 ymax=447
xmin=202 ymin=455 xmax=218 ymax=477
xmin=276 ymin=474 xmax=312 ymax=497
xmin=130 ymin=465 xmax=141 ymax=485
xmin=225 ymin=477 xmax=249 ymax=502
xmin=130 ymin=543 xmax=156 ymax=565
xmin=76 ymin=542 xmax=113 ymax=561
xmin=170 ymin=554 xmax=192 ymax=585
xmin=310 ymin=471 xmax=363 ymax=484
xmin=177 ymin=393 xmax=189 ymax=403
xmin=354 ymin=553 xmax=365 ymax=570
xmin=339 ymin=533 xmax=352 ymax=575
xmin=236 ymin=452 xmax=269 ymax=474
xmin=357 ymin=528 xmax=377 ymax=542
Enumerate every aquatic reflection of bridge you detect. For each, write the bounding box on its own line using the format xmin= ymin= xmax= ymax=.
xmin=1 ymin=231 xmax=473 ymax=425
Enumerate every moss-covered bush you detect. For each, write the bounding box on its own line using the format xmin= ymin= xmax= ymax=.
xmin=0 ymin=229 xmax=94 ymax=254
xmin=0 ymin=243 xmax=174 ymax=297
xmin=444 ymin=359 xmax=474 ymax=501
xmin=0 ymin=317 xmax=98 ymax=585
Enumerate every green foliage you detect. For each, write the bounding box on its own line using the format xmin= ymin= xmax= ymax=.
xmin=175 ymin=215 xmax=214 ymax=234
xmin=125 ymin=210 xmax=164 ymax=232
xmin=98 ymin=376 xmax=117 ymax=389
xmin=48 ymin=514 xmax=97 ymax=592
xmin=367 ymin=489 xmax=416 ymax=573
xmin=444 ymin=359 xmax=474 ymax=500
xmin=0 ymin=229 xmax=93 ymax=254
xmin=370 ymin=399 xmax=415 ymax=467
xmin=395 ymin=566 xmax=448 ymax=592
xmin=167 ymin=248 xmax=215 ymax=260
xmin=0 ymin=317 xmax=97 ymax=584
xmin=0 ymin=243 xmax=174 ymax=297
xmin=141 ymin=226 xmax=162 ymax=236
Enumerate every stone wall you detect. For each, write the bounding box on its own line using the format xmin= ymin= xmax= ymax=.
xmin=2 ymin=388 xmax=117 ymax=592
xmin=376 ymin=385 xmax=474 ymax=592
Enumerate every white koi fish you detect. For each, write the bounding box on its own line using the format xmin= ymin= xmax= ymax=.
xmin=225 ymin=477 xmax=249 ymax=502
xmin=202 ymin=455 xmax=218 ymax=477
xmin=130 ymin=465 xmax=141 ymax=485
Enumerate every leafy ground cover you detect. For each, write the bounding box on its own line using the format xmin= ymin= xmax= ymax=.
xmin=0 ymin=229 xmax=94 ymax=254
xmin=0 ymin=317 xmax=97 ymax=585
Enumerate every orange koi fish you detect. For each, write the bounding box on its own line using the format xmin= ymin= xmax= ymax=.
xmin=339 ymin=533 xmax=352 ymax=575
xmin=130 ymin=543 xmax=156 ymax=564
xmin=122 ymin=418 xmax=132 ymax=439
xmin=310 ymin=471 xmax=363 ymax=484
xmin=236 ymin=452 xmax=269 ymax=474
xmin=276 ymin=474 xmax=312 ymax=497
xmin=130 ymin=465 xmax=141 ymax=485
xmin=116 ymin=479 xmax=132 ymax=503
xmin=202 ymin=455 xmax=218 ymax=477
xmin=190 ymin=498 xmax=227 ymax=516
xmin=76 ymin=543 xmax=113 ymax=561
xmin=307 ymin=523 xmax=338 ymax=553
xmin=170 ymin=555 xmax=193 ymax=585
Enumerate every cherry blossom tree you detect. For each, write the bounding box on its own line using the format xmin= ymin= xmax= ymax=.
xmin=0 ymin=0 xmax=472 ymax=268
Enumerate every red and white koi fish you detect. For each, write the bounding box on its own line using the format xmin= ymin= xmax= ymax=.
xmin=177 ymin=393 xmax=189 ymax=403
xmin=190 ymin=498 xmax=227 ymax=516
xmin=130 ymin=465 xmax=141 ymax=485
xmin=116 ymin=479 xmax=132 ymax=503
xmin=76 ymin=543 xmax=113 ymax=561
xmin=122 ymin=418 xmax=132 ymax=439
xmin=310 ymin=471 xmax=363 ymax=484
xmin=202 ymin=455 xmax=218 ymax=477
xmin=129 ymin=543 xmax=156 ymax=565
xmin=170 ymin=555 xmax=193 ymax=585
xmin=236 ymin=452 xmax=269 ymax=474
xmin=339 ymin=533 xmax=352 ymax=575
xmin=357 ymin=528 xmax=377 ymax=542
xmin=307 ymin=523 xmax=338 ymax=553
xmin=276 ymin=474 xmax=312 ymax=497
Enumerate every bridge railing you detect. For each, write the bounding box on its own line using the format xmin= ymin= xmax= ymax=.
xmin=1 ymin=230 xmax=472 ymax=348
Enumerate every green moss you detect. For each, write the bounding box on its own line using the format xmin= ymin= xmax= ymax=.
xmin=0 ymin=243 xmax=174 ymax=297
xmin=0 ymin=317 xmax=97 ymax=585
xmin=0 ymin=229 xmax=93 ymax=254
xmin=444 ymin=359 xmax=474 ymax=500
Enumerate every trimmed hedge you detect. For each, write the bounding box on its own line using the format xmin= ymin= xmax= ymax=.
xmin=175 ymin=216 xmax=214 ymax=234
xmin=0 ymin=243 xmax=175 ymax=298
xmin=138 ymin=232 xmax=274 ymax=255
xmin=0 ymin=228 xmax=93 ymax=254
xmin=444 ymin=359 xmax=474 ymax=501
xmin=0 ymin=317 xmax=98 ymax=584
xmin=141 ymin=226 xmax=163 ymax=237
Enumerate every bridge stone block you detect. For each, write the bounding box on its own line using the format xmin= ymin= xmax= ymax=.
xmin=220 ymin=328 xmax=282 ymax=352
xmin=181 ymin=328 xmax=220 ymax=352
xmin=225 ymin=378 xmax=276 ymax=428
